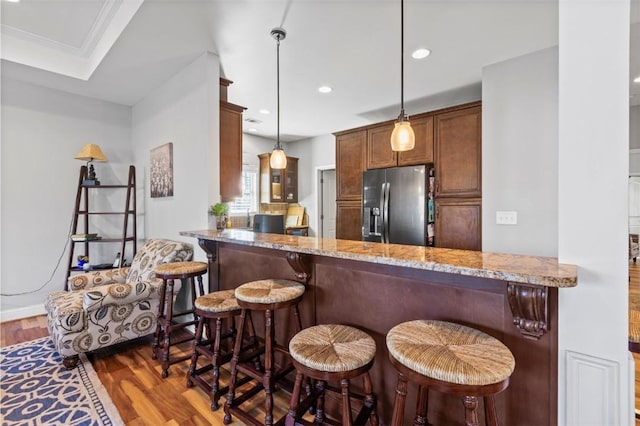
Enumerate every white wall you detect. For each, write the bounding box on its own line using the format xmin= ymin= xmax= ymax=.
xmin=131 ymin=52 xmax=219 ymax=261
xmin=242 ymin=133 xmax=279 ymax=174
xmin=631 ymin=105 xmax=640 ymax=150
xmin=482 ymin=47 xmax=559 ymax=257
xmin=0 ymin=78 xmax=132 ymax=320
xmin=286 ymin=134 xmax=335 ymax=237
xmin=558 ymin=1 xmax=630 ymax=424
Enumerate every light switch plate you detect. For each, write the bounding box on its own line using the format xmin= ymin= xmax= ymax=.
xmin=496 ymin=211 xmax=518 ymax=225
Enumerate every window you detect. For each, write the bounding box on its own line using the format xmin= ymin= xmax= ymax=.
xmin=228 ymin=168 xmax=258 ymax=214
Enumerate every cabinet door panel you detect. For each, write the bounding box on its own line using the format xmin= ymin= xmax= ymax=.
xmin=336 ymin=131 xmax=366 ymax=200
xmin=367 ymin=124 xmax=396 ymax=170
xmin=220 ymin=102 xmax=246 ymax=201
xmin=435 ymin=198 xmax=481 ymax=251
xmin=435 ymin=106 xmax=481 ymax=197
xmin=398 ymin=115 xmax=434 ymax=166
xmin=336 ymin=200 xmax=362 ymax=241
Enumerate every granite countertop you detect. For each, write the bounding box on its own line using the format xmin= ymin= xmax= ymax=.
xmin=180 ymin=229 xmax=578 ymax=288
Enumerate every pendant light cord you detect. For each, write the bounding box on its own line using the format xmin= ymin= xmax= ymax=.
xmin=276 ymin=35 xmax=281 ymax=149
xmin=400 ymin=0 xmax=405 ymax=119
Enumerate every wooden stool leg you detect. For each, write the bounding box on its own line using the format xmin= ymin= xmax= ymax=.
xmin=210 ymin=317 xmax=224 ymax=411
xmin=224 ymin=308 xmax=248 ymax=425
xmin=186 ymin=315 xmax=206 ymax=388
xmin=340 ymin=378 xmax=353 ymax=426
xmin=151 ymin=278 xmax=168 ymax=360
xmin=484 ymin=395 xmax=498 ymax=426
xmin=285 ymin=370 xmax=304 ymax=426
xmin=462 ymin=396 xmax=479 ymax=426
xmin=263 ymin=308 xmax=275 ymax=426
xmin=391 ymin=373 xmax=409 ymax=426
xmin=414 ymin=385 xmax=429 ymax=426
xmin=314 ymin=380 xmax=326 ymax=423
xmin=160 ymin=279 xmax=175 ymax=378
xmin=362 ymin=371 xmax=379 ymax=426
xmin=196 ymin=274 xmax=205 ymax=297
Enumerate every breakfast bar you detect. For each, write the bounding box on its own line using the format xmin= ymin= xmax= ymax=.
xmin=181 ymin=229 xmax=577 ymax=425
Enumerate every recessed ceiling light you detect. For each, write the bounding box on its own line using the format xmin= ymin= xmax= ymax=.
xmin=247 ymin=128 xmax=258 ymax=132
xmin=4 ymin=0 xmax=21 ymax=3
xmin=318 ymin=86 xmax=332 ymax=94
xmin=634 ymin=75 xmax=640 ymax=83
xmin=259 ymin=109 xmax=270 ymax=114
xmin=412 ymin=48 xmax=431 ymax=59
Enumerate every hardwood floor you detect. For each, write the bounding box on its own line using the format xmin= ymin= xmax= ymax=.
xmin=0 ymin=318 xmax=292 ymax=425
xmin=4 ymin=263 xmax=640 ymax=425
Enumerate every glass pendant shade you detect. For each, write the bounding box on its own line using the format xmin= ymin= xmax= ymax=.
xmin=270 ymin=147 xmax=287 ymax=169
xmin=390 ymin=120 xmax=415 ymax=151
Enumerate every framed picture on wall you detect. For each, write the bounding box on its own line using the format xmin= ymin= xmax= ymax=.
xmin=150 ymin=142 xmax=174 ymax=198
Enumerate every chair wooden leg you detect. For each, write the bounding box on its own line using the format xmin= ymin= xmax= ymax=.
xmin=285 ymin=370 xmax=304 ymax=426
xmin=263 ymin=309 xmax=275 ymax=426
xmin=224 ymin=308 xmax=248 ymax=425
xmin=210 ymin=317 xmax=224 ymax=411
xmin=391 ymin=374 xmax=408 ymax=426
xmin=484 ymin=395 xmax=498 ymax=426
xmin=462 ymin=396 xmax=479 ymax=426
xmin=414 ymin=385 xmax=429 ymax=426
xmin=362 ymin=372 xmax=379 ymax=426
xmin=341 ymin=378 xmax=353 ymax=426
xmin=62 ymin=355 xmax=79 ymax=369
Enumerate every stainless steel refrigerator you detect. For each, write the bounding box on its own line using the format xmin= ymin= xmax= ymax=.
xmin=362 ymin=164 xmax=435 ymax=246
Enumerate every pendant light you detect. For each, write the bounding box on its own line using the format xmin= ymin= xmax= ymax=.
xmin=269 ymin=27 xmax=288 ymax=169
xmin=390 ymin=0 xmax=415 ymax=152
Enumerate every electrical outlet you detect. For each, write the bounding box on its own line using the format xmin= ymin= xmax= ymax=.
xmin=496 ymin=211 xmax=518 ymax=225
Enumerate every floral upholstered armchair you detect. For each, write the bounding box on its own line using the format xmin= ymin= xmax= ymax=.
xmin=45 ymin=239 xmax=194 ymax=368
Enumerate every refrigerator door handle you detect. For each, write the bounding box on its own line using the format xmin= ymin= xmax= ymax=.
xmin=379 ymin=183 xmax=386 ymax=241
xmin=383 ymin=182 xmax=390 ymax=243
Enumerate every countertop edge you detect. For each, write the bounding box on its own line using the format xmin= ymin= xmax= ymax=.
xmin=181 ymin=230 xmax=578 ymax=288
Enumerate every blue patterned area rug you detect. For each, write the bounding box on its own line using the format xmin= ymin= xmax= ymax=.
xmin=0 ymin=337 xmax=124 ymax=425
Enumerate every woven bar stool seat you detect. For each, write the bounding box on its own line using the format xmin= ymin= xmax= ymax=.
xmin=224 ymin=279 xmax=306 ymax=426
xmin=285 ymin=324 xmax=379 ymax=426
xmin=186 ymin=290 xmax=244 ymax=411
xmin=386 ymin=320 xmax=515 ymax=426
xmin=152 ymin=261 xmax=207 ymax=378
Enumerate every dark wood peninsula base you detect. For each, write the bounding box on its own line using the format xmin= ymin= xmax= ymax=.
xmin=185 ymin=230 xmax=577 ymax=426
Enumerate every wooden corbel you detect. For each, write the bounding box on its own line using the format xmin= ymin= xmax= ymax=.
xmin=506 ymin=282 xmax=548 ymax=340
xmin=285 ymin=252 xmax=313 ymax=284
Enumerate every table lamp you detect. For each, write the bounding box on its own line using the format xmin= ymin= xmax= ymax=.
xmin=75 ymin=144 xmax=108 ymax=185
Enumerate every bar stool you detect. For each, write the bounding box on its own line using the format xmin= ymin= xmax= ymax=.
xmin=186 ymin=289 xmax=240 ymax=410
xmin=386 ymin=320 xmax=515 ymax=426
xmin=224 ymin=278 xmax=306 ymax=426
xmin=285 ymin=324 xmax=379 ymax=426
xmin=152 ymin=261 xmax=207 ymax=378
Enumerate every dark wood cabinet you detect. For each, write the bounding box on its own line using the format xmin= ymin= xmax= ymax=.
xmin=367 ymin=115 xmax=434 ymax=169
xmin=219 ymin=78 xmax=246 ymax=202
xmin=335 ymin=130 xmax=366 ymax=201
xmin=398 ymin=114 xmax=434 ymax=166
xmin=336 ymin=200 xmax=362 ymax=241
xmin=335 ymin=102 xmax=481 ymax=247
xmin=259 ymin=154 xmax=298 ymax=203
xmin=434 ymin=104 xmax=481 ymax=198
xmin=435 ymin=198 xmax=481 ymax=251
xmin=366 ymin=124 xmax=395 ymax=169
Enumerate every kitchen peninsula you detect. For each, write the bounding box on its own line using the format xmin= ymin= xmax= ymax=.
xmin=181 ymin=229 xmax=577 ymax=425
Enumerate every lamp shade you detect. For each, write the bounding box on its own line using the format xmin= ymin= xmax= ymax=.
xmin=390 ymin=121 xmax=415 ymax=151
xmin=270 ymin=148 xmax=287 ymax=169
xmin=74 ymin=144 xmax=108 ymax=161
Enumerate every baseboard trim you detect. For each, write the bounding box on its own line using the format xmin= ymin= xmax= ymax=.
xmin=0 ymin=304 xmax=46 ymax=322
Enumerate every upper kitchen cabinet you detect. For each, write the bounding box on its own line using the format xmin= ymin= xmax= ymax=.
xmin=434 ymin=103 xmax=481 ymax=198
xmin=219 ymin=78 xmax=247 ymax=202
xmin=259 ymin=153 xmax=298 ymax=203
xmin=366 ymin=115 xmax=434 ymax=170
xmin=435 ymin=198 xmax=481 ymax=251
xmin=335 ymin=129 xmax=366 ymax=201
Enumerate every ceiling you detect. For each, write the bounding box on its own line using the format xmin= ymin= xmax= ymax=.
xmin=1 ymin=0 xmax=639 ymax=143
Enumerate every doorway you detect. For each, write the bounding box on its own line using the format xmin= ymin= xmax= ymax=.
xmin=318 ymin=168 xmax=336 ymax=238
